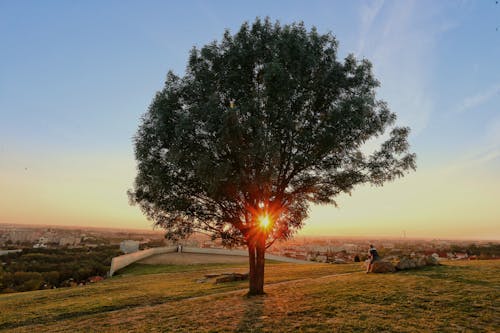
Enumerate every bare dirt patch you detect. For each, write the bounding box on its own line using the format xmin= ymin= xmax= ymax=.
xmin=137 ymin=252 xmax=249 ymax=265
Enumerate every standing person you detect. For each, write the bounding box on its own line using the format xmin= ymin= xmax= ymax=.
xmin=367 ymin=244 xmax=380 ymax=273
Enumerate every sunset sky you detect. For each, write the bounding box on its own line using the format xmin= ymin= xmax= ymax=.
xmin=1 ymin=0 xmax=499 ymax=240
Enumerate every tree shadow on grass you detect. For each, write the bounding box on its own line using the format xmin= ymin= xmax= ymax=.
xmin=236 ymin=294 xmax=267 ymax=332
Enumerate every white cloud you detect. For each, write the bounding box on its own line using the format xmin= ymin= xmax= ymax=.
xmin=455 ymin=84 xmax=500 ymax=114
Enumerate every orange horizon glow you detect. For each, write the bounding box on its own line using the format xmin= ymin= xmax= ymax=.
xmin=0 ymin=151 xmax=499 ymax=241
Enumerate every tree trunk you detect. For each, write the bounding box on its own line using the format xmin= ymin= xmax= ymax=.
xmin=247 ymin=237 xmax=266 ymax=295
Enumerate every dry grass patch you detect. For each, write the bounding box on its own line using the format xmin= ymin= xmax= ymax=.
xmin=0 ymin=262 xmax=359 ymax=330
xmin=1 ymin=260 xmax=498 ymax=332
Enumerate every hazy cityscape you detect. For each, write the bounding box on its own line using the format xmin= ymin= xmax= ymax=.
xmin=2 ymin=223 xmax=497 ymax=263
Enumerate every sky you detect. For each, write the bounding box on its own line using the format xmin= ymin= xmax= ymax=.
xmin=1 ymin=0 xmax=499 ymax=240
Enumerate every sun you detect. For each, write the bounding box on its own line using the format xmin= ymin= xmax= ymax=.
xmin=258 ymin=214 xmax=271 ymax=230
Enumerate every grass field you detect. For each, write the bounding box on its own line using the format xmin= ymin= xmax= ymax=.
xmin=0 ymin=260 xmax=498 ymax=332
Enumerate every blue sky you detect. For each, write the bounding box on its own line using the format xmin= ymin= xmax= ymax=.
xmin=1 ymin=0 xmax=499 ymax=239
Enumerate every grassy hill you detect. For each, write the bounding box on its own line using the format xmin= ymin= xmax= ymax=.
xmin=0 ymin=260 xmax=498 ymax=332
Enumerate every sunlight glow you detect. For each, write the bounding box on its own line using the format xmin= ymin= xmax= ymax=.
xmin=258 ymin=214 xmax=271 ymax=230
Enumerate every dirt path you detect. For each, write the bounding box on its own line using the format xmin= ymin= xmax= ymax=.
xmin=137 ymin=252 xmax=249 ymax=265
xmin=183 ymin=271 xmax=357 ymax=302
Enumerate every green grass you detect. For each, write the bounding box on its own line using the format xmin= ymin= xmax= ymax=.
xmin=0 ymin=260 xmax=498 ymax=332
xmin=117 ymin=262 xmax=245 ymax=276
xmin=116 ymin=259 xmax=285 ymax=276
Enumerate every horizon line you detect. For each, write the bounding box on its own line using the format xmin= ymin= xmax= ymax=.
xmin=1 ymin=221 xmax=498 ymax=243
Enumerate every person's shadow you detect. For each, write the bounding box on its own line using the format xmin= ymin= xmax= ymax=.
xmin=236 ymin=294 xmax=267 ymax=332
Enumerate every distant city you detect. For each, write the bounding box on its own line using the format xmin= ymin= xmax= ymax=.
xmin=1 ymin=223 xmax=498 ymax=263
xmin=0 ymin=223 xmax=165 ymax=251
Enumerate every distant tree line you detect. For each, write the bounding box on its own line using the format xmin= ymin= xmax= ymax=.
xmin=0 ymin=246 xmax=120 ymax=293
xmin=450 ymin=243 xmax=500 ymax=259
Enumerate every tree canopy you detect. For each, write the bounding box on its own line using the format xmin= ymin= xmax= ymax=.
xmin=129 ymin=18 xmax=416 ymax=294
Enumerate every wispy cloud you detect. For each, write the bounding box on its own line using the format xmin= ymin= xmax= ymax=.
xmin=455 ymin=84 xmax=500 ymax=113
xmin=446 ymin=144 xmax=500 ymax=173
xmin=357 ymin=0 xmax=385 ymax=55
xmin=486 ymin=116 xmax=500 ymax=144
xmin=355 ymin=1 xmax=452 ymax=136
xmin=477 ymin=149 xmax=500 ymax=165
xmin=446 ymin=118 xmax=500 ymax=172
xmin=441 ymin=115 xmax=500 ymax=174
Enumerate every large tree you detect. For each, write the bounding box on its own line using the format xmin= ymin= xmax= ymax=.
xmin=129 ymin=19 xmax=416 ymax=295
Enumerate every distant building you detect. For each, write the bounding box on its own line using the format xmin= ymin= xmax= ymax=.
xmin=38 ymin=236 xmax=49 ymax=244
xmin=316 ymin=255 xmax=328 ymax=263
xmin=33 ymin=236 xmax=49 ymax=248
xmin=120 ymin=240 xmax=140 ymax=253
xmin=294 ymin=254 xmax=307 ymax=261
xmin=59 ymin=237 xmax=80 ymax=246
xmin=9 ymin=230 xmax=39 ymax=243
xmin=454 ymin=252 xmax=468 ymax=260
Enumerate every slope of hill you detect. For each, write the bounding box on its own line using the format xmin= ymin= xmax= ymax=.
xmin=0 ymin=260 xmax=498 ymax=332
